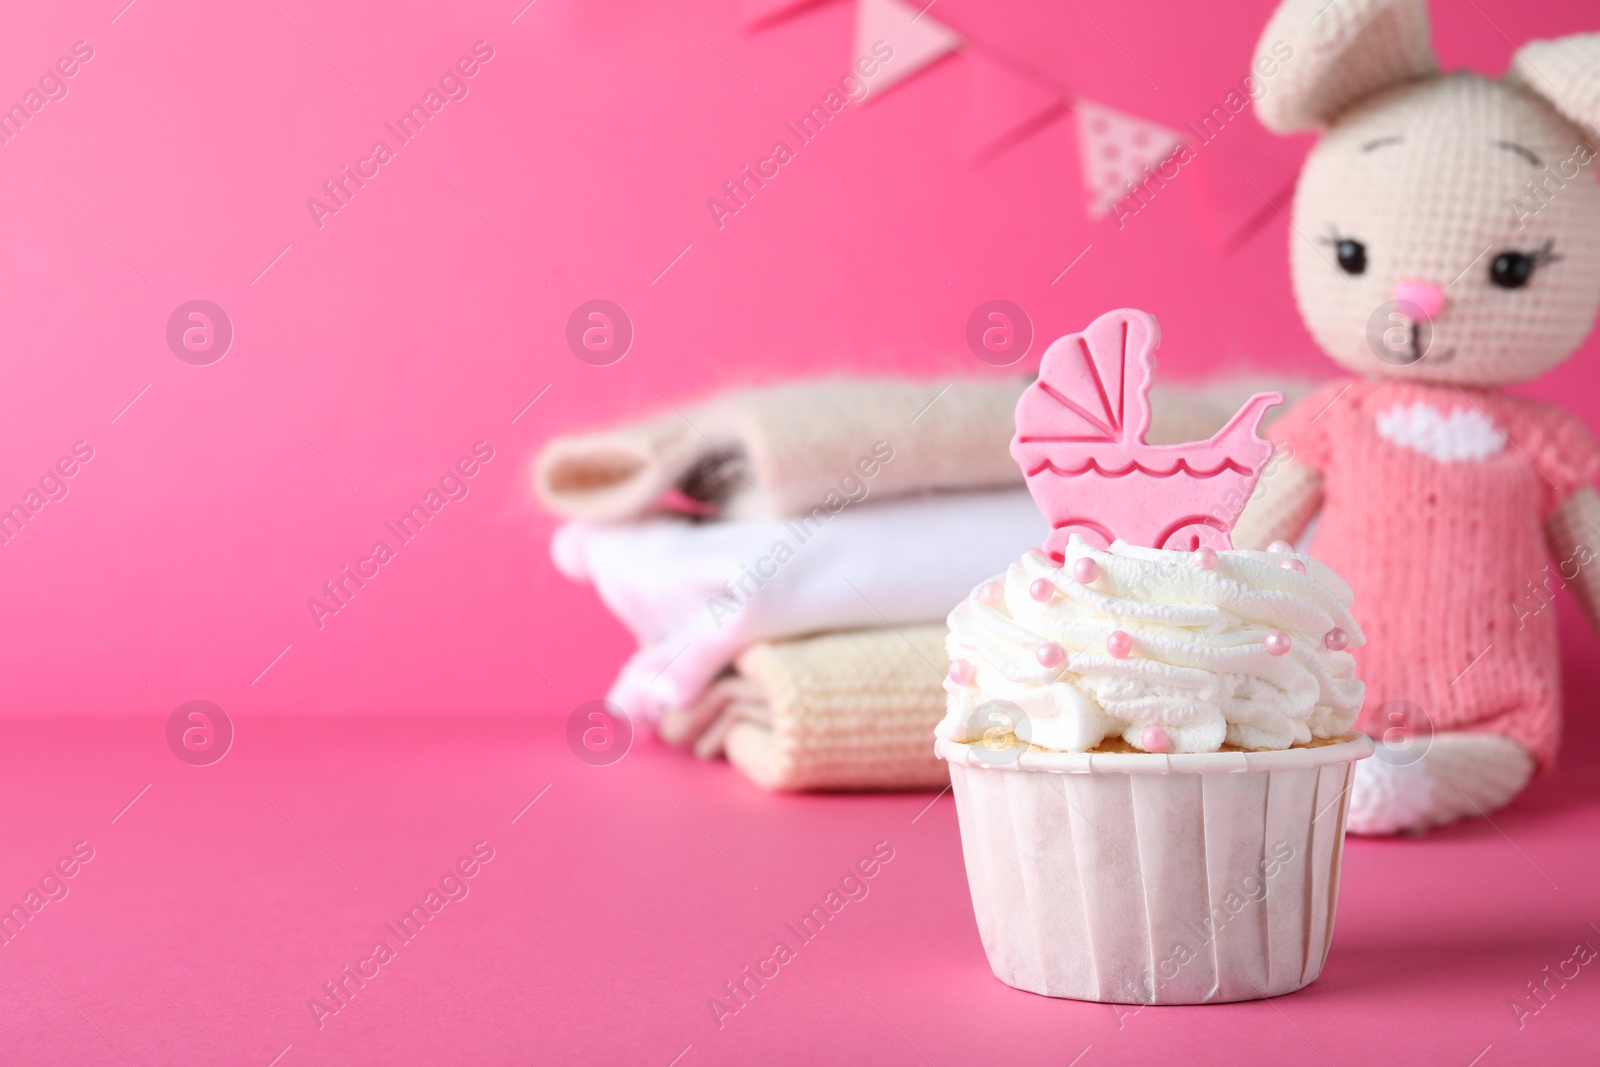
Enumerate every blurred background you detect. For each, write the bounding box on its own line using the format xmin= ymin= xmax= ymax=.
xmin=1 ymin=0 xmax=1591 ymax=720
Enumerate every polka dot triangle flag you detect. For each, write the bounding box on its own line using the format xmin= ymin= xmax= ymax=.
xmin=1073 ymin=98 xmax=1188 ymax=219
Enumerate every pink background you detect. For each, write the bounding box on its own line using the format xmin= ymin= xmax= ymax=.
xmin=2 ymin=0 xmax=1599 ymax=1063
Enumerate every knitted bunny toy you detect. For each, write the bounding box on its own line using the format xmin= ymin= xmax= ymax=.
xmin=1235 ymin=0 xmax=1600 ymax=834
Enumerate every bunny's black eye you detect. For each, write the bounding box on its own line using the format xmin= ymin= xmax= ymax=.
xmin=1335 ymin=239 xmax=1366 ymax=275
xmin=1489 ymin=241 xmax=1560 ymax=290
xmin=1490 ymin=253 xmax=1533 ymax=288
xmin=1319 ymin=230 xmax=1367 ymax=275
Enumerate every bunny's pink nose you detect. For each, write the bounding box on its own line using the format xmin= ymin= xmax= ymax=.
xmin=1393 ymin=280 xmax=1446 ymax=319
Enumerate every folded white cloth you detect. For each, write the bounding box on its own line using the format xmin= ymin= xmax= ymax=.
xmin=552 ymin=489 xmax=1046 ymax=721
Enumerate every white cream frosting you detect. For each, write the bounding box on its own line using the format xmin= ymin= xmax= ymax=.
xmin=937 ymin=537 xmax=1366 ymax=754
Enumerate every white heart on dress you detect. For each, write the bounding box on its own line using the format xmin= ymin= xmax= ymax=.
xmin=1373 ymin=401 xmax=1506 ymax=463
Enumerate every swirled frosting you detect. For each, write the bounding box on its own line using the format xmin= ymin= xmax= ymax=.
xmin=937 ymin=537 xmax=1365 ymax=754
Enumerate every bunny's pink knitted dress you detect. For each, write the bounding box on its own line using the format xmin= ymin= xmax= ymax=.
xmin=1272 ymin=380 xmax=1600 ymax=769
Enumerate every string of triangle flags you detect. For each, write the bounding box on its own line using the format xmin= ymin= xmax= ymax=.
xmin=739 ymin=0 xmax=1301 ymax=244
xmin=739 ymin=0 xmax=1187 ymax=222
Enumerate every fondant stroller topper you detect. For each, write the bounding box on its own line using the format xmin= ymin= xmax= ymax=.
xmin=1012 ymin=308 xmax=1283 ymax=560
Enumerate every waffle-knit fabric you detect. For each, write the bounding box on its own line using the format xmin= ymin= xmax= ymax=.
xmin=1272 ymin=379 xmax=1600 ymax=769
xmin=722 ymin=627 xmax=949 ymax=792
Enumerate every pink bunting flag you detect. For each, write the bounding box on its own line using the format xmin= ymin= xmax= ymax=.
xmin=1011 ymin=308 xmax=1280 ymax=560
xmin=961 ymin=49 xmax=1065 ymax=160
xmin=853 ymin=0 xmax=962 ymax=100
xmin=1073 ymin=99 xmax=1186 ymax=220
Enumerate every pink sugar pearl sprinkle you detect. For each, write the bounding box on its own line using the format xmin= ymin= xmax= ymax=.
xmin=1036 ymin=642 xmax=1066 ymax=668
xmin=1324 ymin=627 xmax=1349 ymax=651
xmin=1106 ymin=630 xmax=1132 ymax=658
xmin=1264 ymin=630 xmax=1292 ymax=656
xmin=976 ymin=582 xmax=1004 ymax=605
xmin=1029 ymin=578 xmax=1057 ymax=602
xmin=1141 ymin=726 xmax=1170 ymax=753
xmin=1071 ymin=557 xmax=1100 ymax=584
xmin=948 ymin=659 xmax=975 ymax=685
xmin=1280 ymin=558 xmax=1306 ymax=574
xmin=1268 ymin=540 xmax=1293 ymax=553
xmin=1193 ymin=547 xmax=1218 ymax=571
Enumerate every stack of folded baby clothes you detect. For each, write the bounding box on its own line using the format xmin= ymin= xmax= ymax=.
xmin=537 ymin=375 xmax=1282 ymax=791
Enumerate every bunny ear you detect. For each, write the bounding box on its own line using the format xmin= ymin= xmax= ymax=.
xmin=1252 ymin=0 xmax=1436 ymax=133
xmin=1507 ymin=35 xmax=1600 ymax=142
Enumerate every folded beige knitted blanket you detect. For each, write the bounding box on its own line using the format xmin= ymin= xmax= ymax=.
xmin=659 ymin=626 xmax=950 ymax=792
xmin=536 ymin=378 xmax=1023 ymax=522
xmin=534 ymin=376 xmax=1291 ymax=523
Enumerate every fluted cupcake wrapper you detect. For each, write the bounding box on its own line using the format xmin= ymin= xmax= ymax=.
xmin=938 ymin=735 xmax=1372 ymax=1004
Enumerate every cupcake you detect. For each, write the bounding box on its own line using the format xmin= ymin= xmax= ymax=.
xmin=936 ymin=308 xmax=1371 ymax=1004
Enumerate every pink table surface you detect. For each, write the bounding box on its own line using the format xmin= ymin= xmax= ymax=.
xmin=3 ymin=625 xmax=1600 ymax=1066
xmin=6 ymin=0 xmax=1600 ymax=1062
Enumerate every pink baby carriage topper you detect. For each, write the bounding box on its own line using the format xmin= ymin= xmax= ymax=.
xmin=1011 ymin=308 xmax=1282 ymax=561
